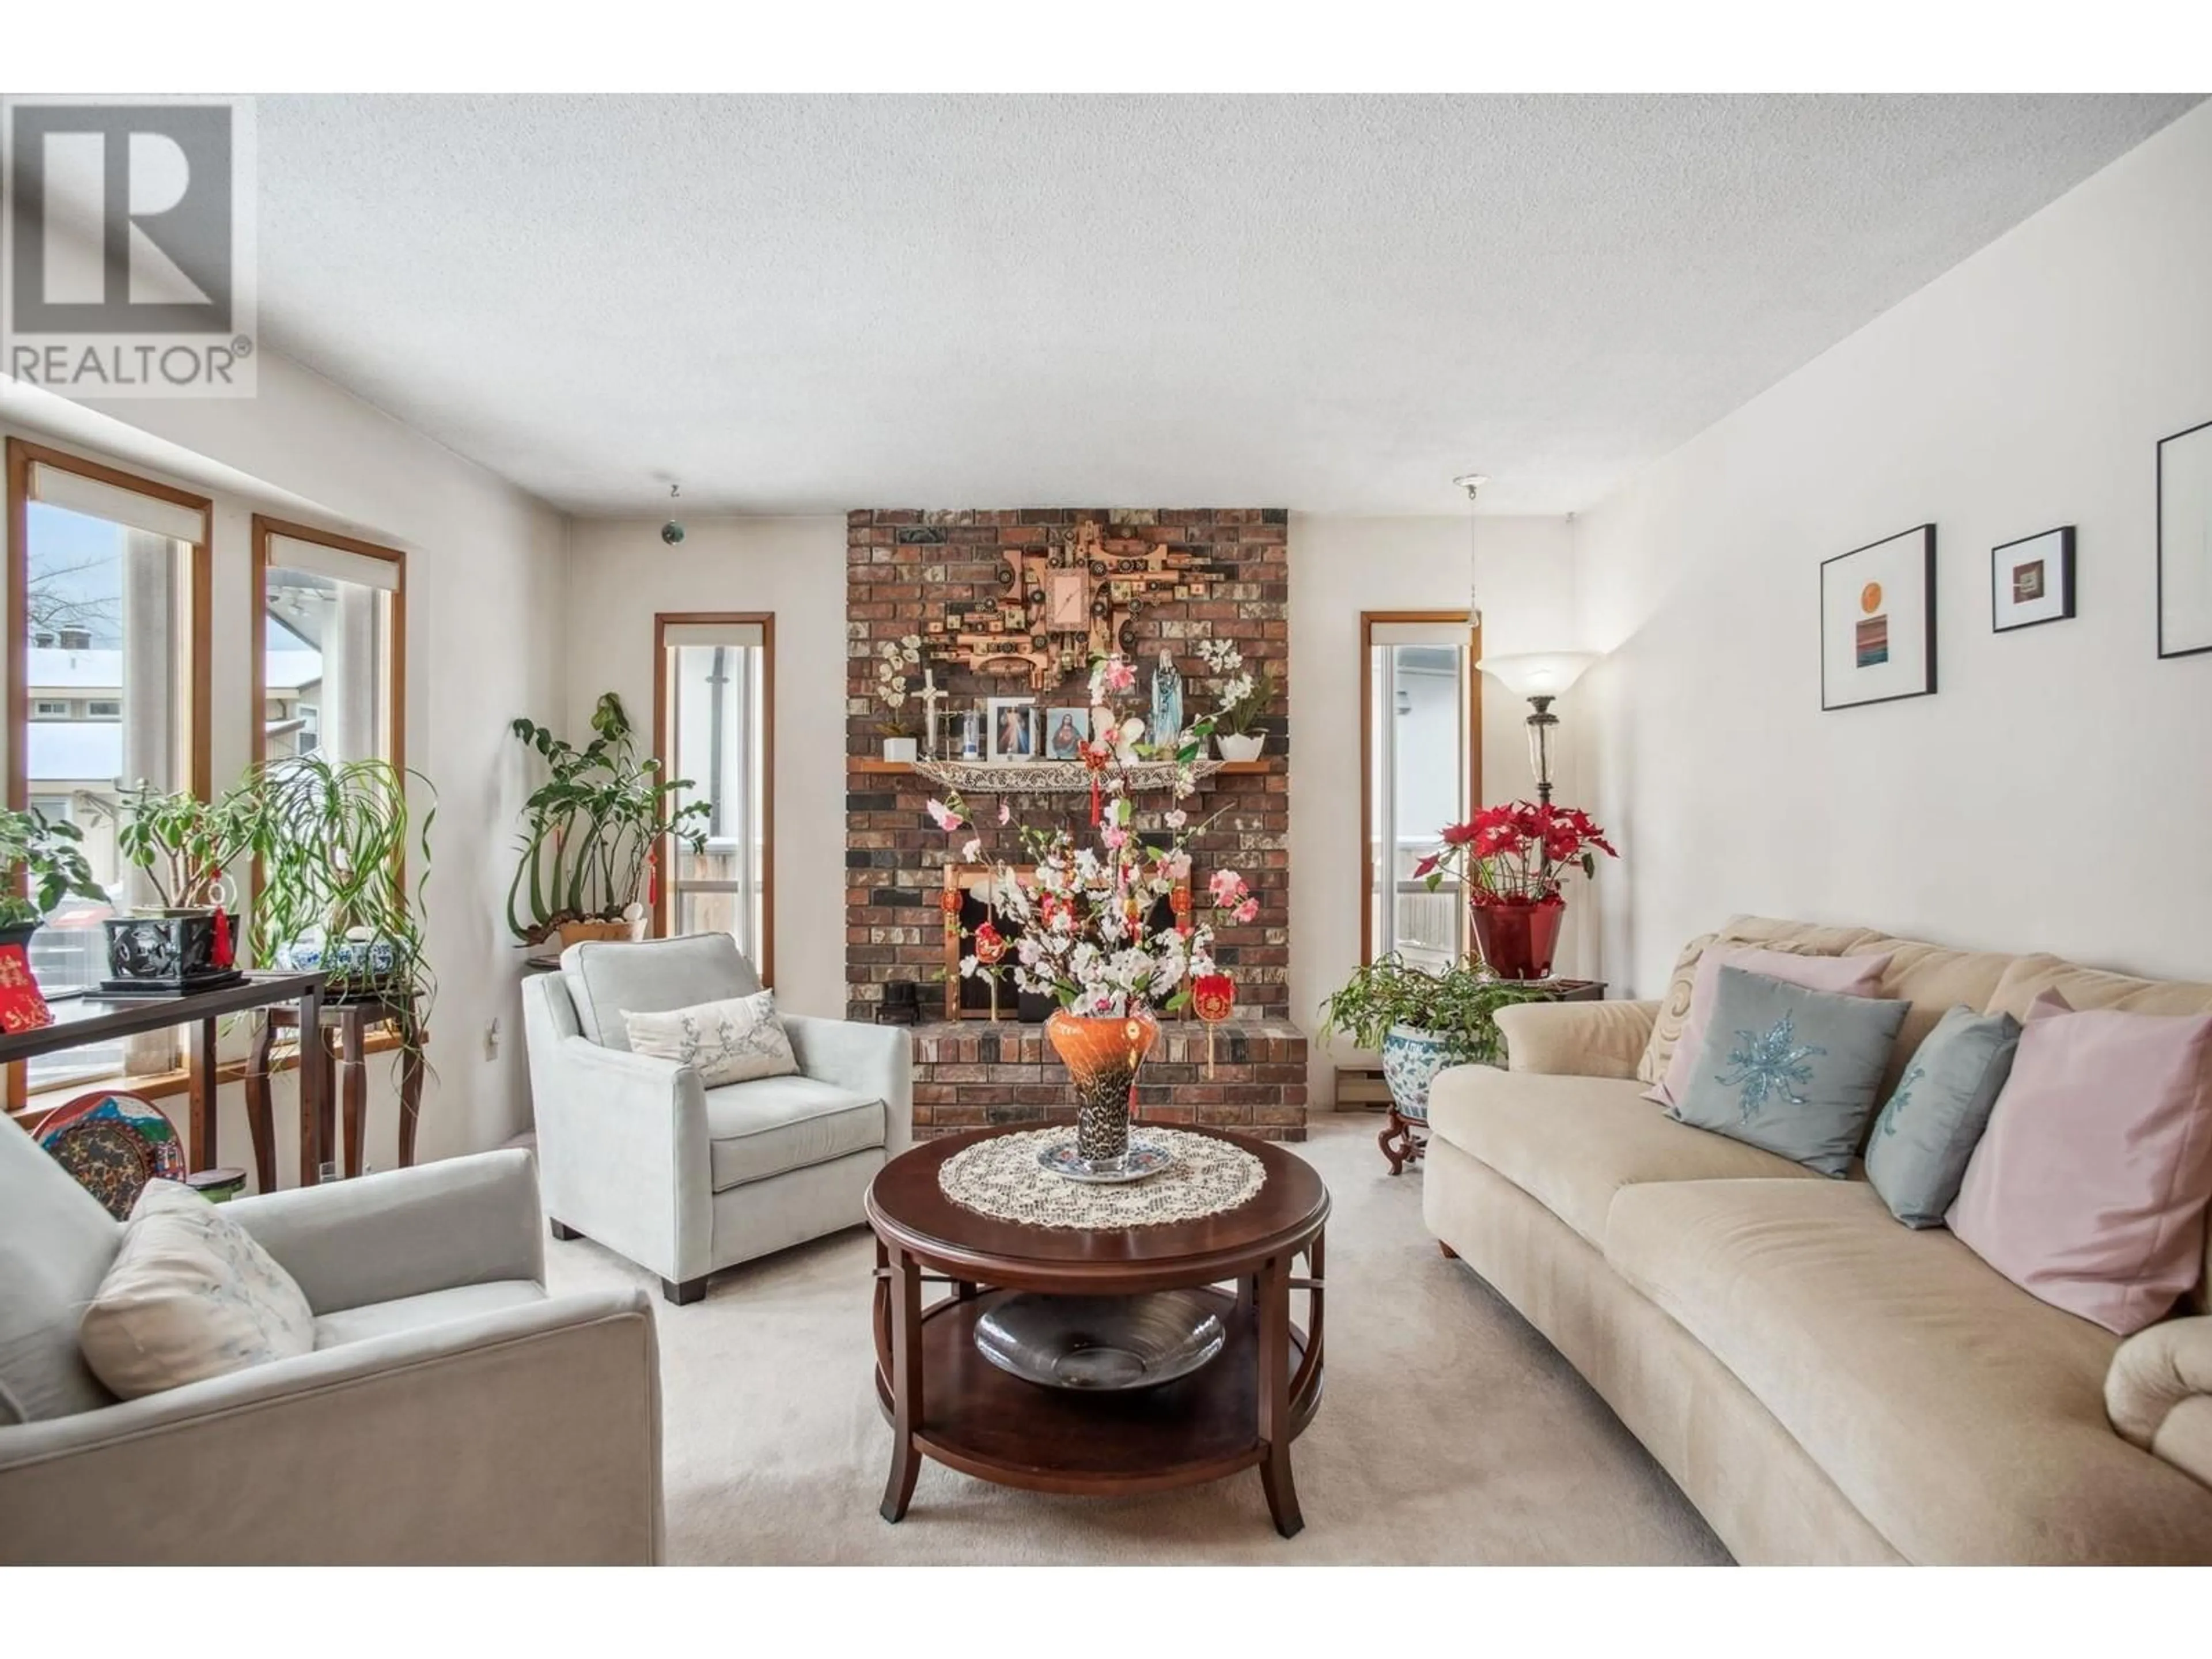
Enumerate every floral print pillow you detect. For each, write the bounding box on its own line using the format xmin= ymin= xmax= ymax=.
xmin=624 ymin=989 xmax=799 ymax=1087
xmin=78 ymin=1180 xmax=317 ymax=1399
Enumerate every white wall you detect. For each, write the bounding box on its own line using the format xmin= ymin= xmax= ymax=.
xmin=1573 ymin=101 xmax=2212 ymax=997
xmin=562 ymin=516 xmax=848 ymax=1020
xmin=1287 ymin=513 xmax=1592 ymax=1099
xmin=4 ymin=349 xmax=568 ymax=1175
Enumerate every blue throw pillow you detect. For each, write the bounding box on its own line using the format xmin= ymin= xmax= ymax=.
xmin=1863 ymin=1003 xmax=2021 ymax=1228
xmin=1669 ymin=966 xmax=1910 ymax=1176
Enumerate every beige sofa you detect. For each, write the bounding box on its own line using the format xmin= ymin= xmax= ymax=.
xmin=1423 ymin=914 xmax=2212 ymax=1565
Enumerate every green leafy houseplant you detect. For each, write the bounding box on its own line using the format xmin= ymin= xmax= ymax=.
xmin=115 ymin=782 xmax=256 ymax=911
xmin=0 ymin=806 xmax=107 ymax=935
xmin=236 ymin=755 xmax=435 ymax=1021
xmin=507 ymin=692 xmax=710 ymax=945
xmin=1317 ymin=953 xmax=1555 ymax=1069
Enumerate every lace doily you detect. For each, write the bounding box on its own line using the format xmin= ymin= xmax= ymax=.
xmin=939 ymin=1127 xmax=1266 ymax=1229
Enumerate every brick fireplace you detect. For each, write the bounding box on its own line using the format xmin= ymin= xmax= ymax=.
xmin=843 ymin=507 xmax=1305 ymax=1141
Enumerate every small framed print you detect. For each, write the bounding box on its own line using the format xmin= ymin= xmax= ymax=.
xmin=1044 ymin=706 xmax=1090 ymax=760
xmin=1991 ymin=526 xmax=2075 ymax=633
xmin=2159 ymin=418 xmax=2212 ymax=659
xmin=1820 ymin=524 xmax=1936 ymax=711
xmin=986 ymin=696 xmax=1037 ymax=761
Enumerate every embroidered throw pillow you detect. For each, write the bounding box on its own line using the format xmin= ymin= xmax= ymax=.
xmin=1646 ymin=945 xmax=1895 ymax=1108
xmin=1948 ymin=990 xmax=2212 ymax=1336
xmin=78 ymin=1180 xmax=316 ymax=1400
xmin=1864 ymin=1004 xmax=2021 ymax=1228
xmin=1668 ymin=967 xmax=1910 ymax=1176
xmin=624 ymin=989 xmax=799 ymax=1087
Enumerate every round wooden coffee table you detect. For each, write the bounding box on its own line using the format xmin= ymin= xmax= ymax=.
xmin=865 ymin=1126 xmax=1329 ymax=1537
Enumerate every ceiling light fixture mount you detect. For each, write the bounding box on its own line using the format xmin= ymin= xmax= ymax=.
xmin=1454 ymin=473 xmax=1491 ymax=630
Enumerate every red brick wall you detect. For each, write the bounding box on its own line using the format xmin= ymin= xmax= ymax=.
xmin=844 ymin=507 xmax=1291 ymax=1038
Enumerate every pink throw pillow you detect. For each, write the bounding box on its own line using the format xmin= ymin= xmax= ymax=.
xmin=1645 ymin=946 xmax=1894 ymax=1108
xmin=1947 ymin=990 xmax=2212 ymax=1335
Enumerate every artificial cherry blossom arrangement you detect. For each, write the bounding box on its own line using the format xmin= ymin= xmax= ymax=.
xmin=925 ymin=787 xmax=1253 ymax=1017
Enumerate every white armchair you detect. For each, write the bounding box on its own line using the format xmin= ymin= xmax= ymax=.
xmin=0 ymin=1132 xmax=662 ymax=1565
xmin=522 ymin=933 xmax=912 ymax=1305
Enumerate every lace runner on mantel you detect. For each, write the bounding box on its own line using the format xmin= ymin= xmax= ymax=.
xmin=938 ymin=1127 xmax=1267 ymax=1229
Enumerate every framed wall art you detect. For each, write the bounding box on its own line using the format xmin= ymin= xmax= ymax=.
xmin=1820 ymin=524 xmax=1936 ymax=711
xmin=985 ymin=696 xmax=1037 ymax=761
xmin=2158 ymin=418 xmax=2212 ymax=660
xmin=1991 ymin=525 xmax=2075 ymax=633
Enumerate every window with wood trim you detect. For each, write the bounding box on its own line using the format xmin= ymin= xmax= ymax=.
xmin=252 ymin=515 xmax=404 ymax=772
xmin=654 ymin=613 xmax=772 ymax=983
xmin=6 ymin=438 xmax=213 ymax=1100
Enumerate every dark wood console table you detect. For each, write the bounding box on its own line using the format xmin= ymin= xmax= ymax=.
xmin=0 ymin=972 xmax=326 ymax=1180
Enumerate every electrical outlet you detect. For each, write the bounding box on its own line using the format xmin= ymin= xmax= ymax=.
xmin=484 ymin=1017 xmax=501 ymax=1060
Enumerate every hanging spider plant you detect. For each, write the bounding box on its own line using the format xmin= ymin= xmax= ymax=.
xmin=507 ymin=691 xmax=709 ymax=945
xmin=236 ymin=755 xmax=436 ymax=1028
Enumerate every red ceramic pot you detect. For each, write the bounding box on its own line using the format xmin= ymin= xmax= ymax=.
xmin=1471 ymin=896 xmax=1565 ymax=980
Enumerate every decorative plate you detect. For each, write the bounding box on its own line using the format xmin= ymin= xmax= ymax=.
xmin=974 ymin=1291 xmax=1228 ymax=1391
xmin=34 ymin=1090 xmax=186 ymax=1219
xmin=1035 ymin=1137 xmax=1175 ymax=1184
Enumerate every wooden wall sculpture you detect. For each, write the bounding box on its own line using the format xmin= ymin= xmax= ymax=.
xmin=929 ymin=519 xmax=1232 ymax=691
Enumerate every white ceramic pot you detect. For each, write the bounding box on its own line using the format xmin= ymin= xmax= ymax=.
xmin=1216 ymin=732 xmax=1267 ymax=763
xmin=882 ymin=737 xmax=919 ymax=763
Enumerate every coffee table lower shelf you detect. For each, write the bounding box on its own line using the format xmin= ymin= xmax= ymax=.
xmin=872 ymin=1285 xmax=1319 ymax=1517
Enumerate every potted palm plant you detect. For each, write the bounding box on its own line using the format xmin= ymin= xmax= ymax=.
xmin=507 ymin=692 xmax=710 ymax=948
xmin=238 ymin=755 xmax=434 ymax=1020
xmin=1318 ymin=953 xmax=1555 ymax=1123
xmin=0 ymin=805 xmax=108 ymax=958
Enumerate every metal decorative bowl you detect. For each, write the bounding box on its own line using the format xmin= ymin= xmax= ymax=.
xmin=974 ymin=1291 xmax=1227 ymax=1391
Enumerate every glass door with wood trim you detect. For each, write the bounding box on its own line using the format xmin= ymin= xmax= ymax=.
xmin=654 ymin=615 xmax=772 ymax=983
xmin=1362 ymin=613 xmax=1479 ymax=971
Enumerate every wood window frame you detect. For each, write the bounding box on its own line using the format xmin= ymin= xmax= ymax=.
xmin=247 ymin=514 xmax=409 ymax=974
xmin=5 ymin=437 xmax=214 ymax=1113
xmin=1358 ymin=610 xmax=1482 ymax=966
xmin=652 ymin=612 xmax=775 ymax=986
xmin=249 ymin=513 xmax=407 ymax=780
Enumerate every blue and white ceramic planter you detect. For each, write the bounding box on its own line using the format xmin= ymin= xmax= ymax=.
xmin=1380 ymin=1024 xmax=1480 ymax=1124
xmin=276 ymin=933 xmax=398 ymax=981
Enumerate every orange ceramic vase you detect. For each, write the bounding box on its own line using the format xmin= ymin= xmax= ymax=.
xmin=1046 ymin=1008 xmax=1160 ymax=1163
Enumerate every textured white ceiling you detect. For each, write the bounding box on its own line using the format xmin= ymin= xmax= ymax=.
xmin=253 ymin=94 xmax=2200 ymax=516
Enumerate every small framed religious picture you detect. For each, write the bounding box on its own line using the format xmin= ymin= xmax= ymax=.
xmin=2158 ymin=418 xmax=2212 ymax=659
xmin=1820 ymin=524 xmax=1936 ymax=711
xmin=1991 ymin=526 xmax=2075 ymax=633
xmin=986 ymin=696 xmax=1038 ymax=762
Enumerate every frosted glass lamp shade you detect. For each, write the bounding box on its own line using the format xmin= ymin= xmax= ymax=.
xmin=1476 ymin=652 xmax=1599 ymax=700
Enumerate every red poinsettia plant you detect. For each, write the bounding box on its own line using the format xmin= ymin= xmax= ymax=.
xmin=1414 ymin=801 xmax=1619 ymax=906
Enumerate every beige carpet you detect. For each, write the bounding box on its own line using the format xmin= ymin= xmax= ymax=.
xmin=546 ymin=1113 xmax=1731 ymax=1565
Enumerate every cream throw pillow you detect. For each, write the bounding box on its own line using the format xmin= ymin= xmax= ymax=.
xmin=624 ymin=988 xmax=799 ymax=1086
xmin=79 ymin=1181 xmax=316 ymax=1399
